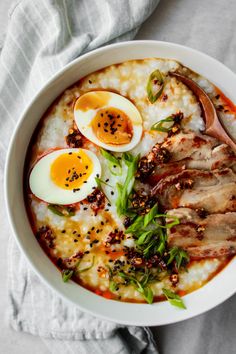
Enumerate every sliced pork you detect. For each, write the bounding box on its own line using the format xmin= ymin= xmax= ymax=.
xmin=167 ymin=208 xmax=236 ymax=258
xmin=146 ymin=131 xmax=236 ymax=184
xmin=152 ymin=168 xmax=236 ymax=213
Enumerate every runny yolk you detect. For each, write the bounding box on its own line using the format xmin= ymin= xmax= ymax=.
xmin=91 ymin=107 xmax=133 ymax=145
xmin=50 ymin=151 xmax=93 ymax=190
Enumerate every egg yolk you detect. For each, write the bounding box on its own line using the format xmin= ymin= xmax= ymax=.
xmin=50 ymin=151 xmax=93 ymax=190
xmin=91 ymin=107 xmax=133 ymax=145
xmin=75 ymin=91 xmax=110 ymax=112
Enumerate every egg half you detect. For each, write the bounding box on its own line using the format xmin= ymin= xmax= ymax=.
xmin=74 ymin=91 xmax=143 ymax=152
xmin=29 ymin=148 xmax=101 ymax=205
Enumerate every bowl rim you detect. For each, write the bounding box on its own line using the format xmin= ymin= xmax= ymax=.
xmin=4 ymin=40 xmax=236 ymax=326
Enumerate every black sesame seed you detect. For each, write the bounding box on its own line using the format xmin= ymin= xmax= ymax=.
xmin=111 ymin=191 xmax=114 ymax=195
xmin=61 ymin=230 xmax=66 ymax=233
xmin=68 ymin=152 xmax=72 ymax=155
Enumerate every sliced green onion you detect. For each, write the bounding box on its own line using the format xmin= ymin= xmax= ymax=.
xmin=95 ymin=177 xmax=112 ymax=188
xmin=153 ymin=214 xmax=180 ymax=229
xmin=118 ymin=270 xmax=154 ymax=304
xmin=147 ymin=69 xmax=164 ymax=103
xmin=162 ymin=288 xmax=186 ymax=309
xmin=136 ymin=230 xmax=153 ymax=246
xmin=143 ymin=204 xmax=158 ymax=227
xmin=151 ymin=116 xmax=174 ymax=132
xmin=77 ymin=256 xmax=95 ymax=273
xmin=116 ymin=154 xmax=140 ymax=216
xmin=100 ymin=148 xmax=122 ymax=176
xmin=167 ymin=247 xmax=189 ymax=269
xmin=48 ymin=204 xmax=75 ymax=217
xmin=62 ymin=269 xmax=74 ymax=282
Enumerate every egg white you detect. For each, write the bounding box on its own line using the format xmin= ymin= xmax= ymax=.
xmin=74 ymin=91 xmax=143 ymax=152
xmin=29 ymin=148 xmax=101 ymax=205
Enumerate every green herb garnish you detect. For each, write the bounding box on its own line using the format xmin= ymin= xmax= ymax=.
xmin=119 ymin=269 xmax=155 ymax=304
xmin=167 ymin=247 xmax=189 ymax=270
xmin=95 ymin=177 xmax=112 ymax=188
xmin=48 ymin=204 xmax=75 ymax=217
xmin=125 ymin=204 xmax=180 ymax=259
xmin=162 ymin=288 xmax=186 ymax=309
xmin=109 ymin=280 xmax=119 ymax=292
xmin=77 ymin=256 xmax=95 ymax=273
xmin=153 ymin=214 xmax=180 ymax=229
xmin=151 ymin=116 xmax=175 ymax=132
xmin=147 ymin=69 xmax=164 ymax=103
xmin=116 ymin=153 xmax=140 ymax=216
xmin=100 ymin=148 xmax=122 ymax=176
xmin=125 ymin=204 xmax=158 ymax=234
xmin=62 ymin=269 xmax=74 ymax=282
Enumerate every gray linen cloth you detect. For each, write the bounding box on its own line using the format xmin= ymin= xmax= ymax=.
xmin=0 ymin=0 xmax=160 ymax=353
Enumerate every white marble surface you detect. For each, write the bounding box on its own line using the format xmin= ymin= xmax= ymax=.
xmin=1 ymin=0 xmax=236 ymax=353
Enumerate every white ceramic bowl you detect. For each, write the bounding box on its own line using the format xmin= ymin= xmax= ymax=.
xmin=5 ymin=41 xmax=236 ymax=326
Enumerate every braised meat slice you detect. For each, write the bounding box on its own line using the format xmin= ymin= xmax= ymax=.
xmin=148 ymin=132 xmax=236 ymax=184
xmin=167 ymin=208 xmax=236 ymax=258
xmin=152 ymin=168 xmax=236 ymax=213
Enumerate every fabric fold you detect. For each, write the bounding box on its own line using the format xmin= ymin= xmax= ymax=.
xmin=1 ymin=0 xmax=159 ymax=353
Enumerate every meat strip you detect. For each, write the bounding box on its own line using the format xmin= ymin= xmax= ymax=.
xmin=152 ymin=168 xmax=236 ymax=213
xmin=167 ymin=208 xmax=236 ymax=258
xmin=148 ymin=131 xmax=236 ymax=184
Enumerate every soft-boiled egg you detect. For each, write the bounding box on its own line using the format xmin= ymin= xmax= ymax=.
xmin=74 ymin=91 xmax=143 ymax=152
xmin=29 ymin=148 xmax=101 ymax=205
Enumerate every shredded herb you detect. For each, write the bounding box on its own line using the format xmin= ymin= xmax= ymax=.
xmin=118 ymin=269 xmax=155 ymax=304
xmin=95 ymin=177 xmax=112 ymax=188
xmin=95 ymin=177 xmax=112 ymax=204
xmin=100 ymin=148 xmax=122 ymax=176
xmin=62 ymin=269 xmax=74 ymax=282
xmin=151 ymin=116 xmax=175 ymax=132
xmin=153 ymin=214 xmax=180 ymax=229
xmin=116 ymin=153 xmax=140 ymax=216
xmin=143 ymin=204 xmax=159 ymax=227
xmin=167 ymin=247 xmax=189 ymax=270
xmin=48 ymin=204 xmax=75 ymax=217
xmin=77 ymin=256 xmax=95 ymax=273
xmin=147 ymin=69 xmax=164 ymax=103
xmin=162 ymin=288 xmax=186 ymax=309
